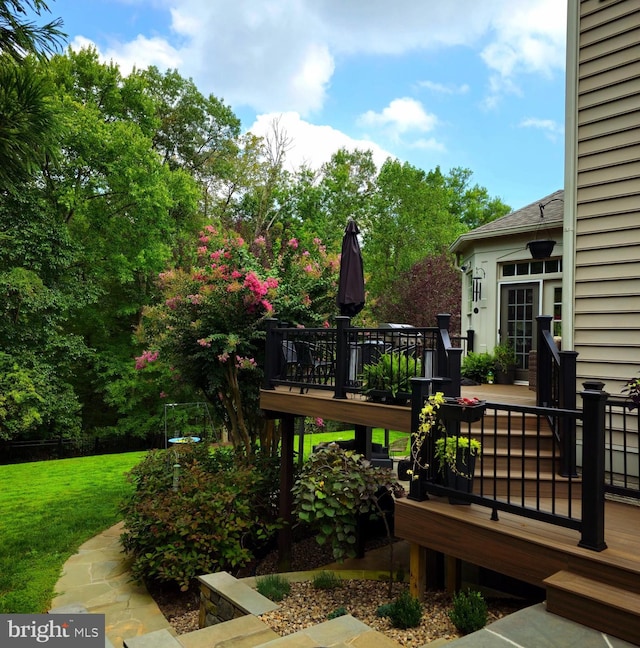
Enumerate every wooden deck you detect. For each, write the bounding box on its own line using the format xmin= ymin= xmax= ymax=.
xmin=260 ymin=382 xmax=640 ymax=644
xmin=260 ymin=382 xmax=535 ymax=432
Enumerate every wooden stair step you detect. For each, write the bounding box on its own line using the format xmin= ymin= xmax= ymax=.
xmin=544 ymin=570 xmax=640 ymax=644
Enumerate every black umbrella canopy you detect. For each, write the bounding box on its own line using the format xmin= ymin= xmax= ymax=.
xmin=337 ymin=219 xmax=365 ymax=317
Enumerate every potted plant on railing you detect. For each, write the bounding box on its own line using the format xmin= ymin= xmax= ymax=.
xmin=493 ymin=342 xmax=517 ymax=385
xmin=434 ymin=434 xmax=481 ymax=505
xmin=361 ymin=352 xmax=421 ymax=405
xmin=407 ymin=392 xmax=483 ymax=502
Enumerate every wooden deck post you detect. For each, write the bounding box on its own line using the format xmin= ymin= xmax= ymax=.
xmin=445 ymin=555 xmax=462 ymax=594
xmin=409 ymin=543 xmax=427 ymax=601
xmin=278 ymin=414 xmax=295 ymax=571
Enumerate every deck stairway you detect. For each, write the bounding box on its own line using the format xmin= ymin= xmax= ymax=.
xmin=544 ymin=567 xmax=640 ymax=645
xmin=473 ymin=411 xmax=582 ymax=500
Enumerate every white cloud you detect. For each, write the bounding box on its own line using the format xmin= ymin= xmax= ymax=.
xmin=480 ymin=0 xmax=566 ymax=106
xmin=419 ymin=80 xmax=470 ymax=95
xmin=247 ymin=112 xmax=394 ymax=172
xmin=519 ymin=117 xmax=564 ymax=142
xmin=82 ymin=1 xmax=565 ymax=117
xmin=69 ymin=34 xmax=182 ymax=74
xmin=357 ymin=98 xmax=438 ymax=142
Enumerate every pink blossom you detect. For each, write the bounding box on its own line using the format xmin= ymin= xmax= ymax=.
xmin=302 ymin=294 xmax=311 ymax=306
xmin=218 ymin=352 xmax=230 ymax=363
xmin=254 ymin=236 xmax=266 ymax=246
xmin=236 ymin=237 xmax=244 ymax=246
xmin=266 ymin=277 xmax=279 ymax=289
xmin=244 ymin=271 xmax=268 ymax=298
xmin=315 ymin=417 xmax=325 ymax=428
xmin=204 ymin=225 xmax=216 ymax=233
xmin=210 ymin=250 xmax=222 ymax=260
xmin=135 ymin=350 xmax=159 ymax=370
xmin=302 ymin=250 xmax=310 ymax=257
xmin=236 ymin=356 xmax=257 ymax=369
xmin=197 ymin=338 xmax=211 ymax=347
xmin=187 ymin=294 xmax=201 ymax=305
xmin=304 ymin=264 xmax=314 ymax=273
xmin=323 ymin=320 xmax=330 ymax=328
xmin=197 ymin=246 xmax=208 ymax=256
xmin=288 ymin=238 xmax=299 ymax=249
xmin=261 ymin=299 xmax=273 ymax=313
xmin=313 ymin=237 xmax=322 ymax=245
xmin=165 ymin=296 xmax=181 ymax=310
xmin=231 ymin=270 xmax=243 ymax=279
xmin=159 ymin=391 xmax=168 ymax=399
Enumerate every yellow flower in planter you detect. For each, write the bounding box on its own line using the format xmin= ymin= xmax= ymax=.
xmin=409 ymin=391 xmax=446 ymax=479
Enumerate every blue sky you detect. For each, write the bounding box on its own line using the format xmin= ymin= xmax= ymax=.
xmin=42 ymin=0 xmax=567 ymax=211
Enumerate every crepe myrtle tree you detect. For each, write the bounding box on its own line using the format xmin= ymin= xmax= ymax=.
xmin=136 ymin=225 xmax=339 ymax=453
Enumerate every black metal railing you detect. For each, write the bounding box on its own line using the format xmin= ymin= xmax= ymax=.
xmin=408 ymin=377 xmax=608 ymax=551
xmin=536 ymin=315 xmax=578 ymax=476
xmin=263 ymin=314 xmax=469 ymax=400
xmin=603 ymin=394 xmax=640 ymax=499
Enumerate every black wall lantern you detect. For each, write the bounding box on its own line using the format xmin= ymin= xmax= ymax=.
xmin=527 ymin=198 xmax=562 ymax=259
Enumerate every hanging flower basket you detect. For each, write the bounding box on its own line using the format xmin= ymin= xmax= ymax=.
xmin=440 ymin=398 xmax=487 ymax=423
xmin=526 ymin=239 xmax=556 ymax=259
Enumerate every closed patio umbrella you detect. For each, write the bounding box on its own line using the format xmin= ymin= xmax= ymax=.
xmin=337 ymin=219 xmax=365 ymax=317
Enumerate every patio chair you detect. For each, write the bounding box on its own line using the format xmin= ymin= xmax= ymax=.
xmin=294 ymin=340 xmax=334 ymax=386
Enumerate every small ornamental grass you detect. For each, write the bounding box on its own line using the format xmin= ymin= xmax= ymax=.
xmin=312 ymin=571 xmax=343 ymax=590
xmin=376 ymin=590 xmax=423 ymax=629
xmin=327 ymin=606 xmax=348 ymax=620
xmin=448 ymin=589 xmax=488 ymax=634
xmin=256 ymin=574 xmax=291 ymax=602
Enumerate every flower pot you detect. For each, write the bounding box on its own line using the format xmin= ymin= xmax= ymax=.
xmin=366 ymin=390 xmax=410 ymax=406
xmin=444 ymin=450 xmax=476 ymax=505
xmin=526 ymin=239 xmax=556 ymax=259
xmin=440 ymin=399 xmax=486 ymax=423
xmin=495 ymin=368 xmax=515 ymax=385
xmin=407 ymin=478 xmax=428 ymax=501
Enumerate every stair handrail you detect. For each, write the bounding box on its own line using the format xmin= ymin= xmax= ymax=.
xmin=536 ymin=315 xmax=578 ymax=476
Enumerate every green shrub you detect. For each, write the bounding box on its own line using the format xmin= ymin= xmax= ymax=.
xmin=327 ymin=606 xmax=348 ymax=619
xmin=292 ymin=444 xmax=400 ymax=561
xmin=461 ymin=352 xmax=495 ymax=383
xmin=448 ymin=589 xmax=488 ymax=634
xmin=120 ymin=445 xmax=280 ymax=591
xmin=256 ymin=574 xmax=291 ymax=602
xmin=312 ymin=571 xmax=343 ymax=590
xmin=376 ymin=590 xmax=422 ymax=629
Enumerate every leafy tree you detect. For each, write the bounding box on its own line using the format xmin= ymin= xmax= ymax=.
xmin=0 ymin=192 xmax=85 ymax=440
xmin=444 ymin=166 xmax=511 ymax=229
xmin=0 ymin=0 xmax=65 ymax=61
xmin=0 ymin=1 xmax=65 ymax=190
xmin=374 ymin=252 xmax=462 ymax=332
xmin=136 ymin=226 xmax=339 ymax=452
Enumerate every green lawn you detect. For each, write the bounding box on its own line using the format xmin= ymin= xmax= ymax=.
xmin=0 ymin=435 xmax=408 ymax=614
xmin=0 ymin=452 xmax=146 ymax=614
xmin=294 ymin=428 xmax=408 ymax=459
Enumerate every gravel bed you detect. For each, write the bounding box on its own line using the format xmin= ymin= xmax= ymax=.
xmin=155 ymin=536 xmax=531 ymax=645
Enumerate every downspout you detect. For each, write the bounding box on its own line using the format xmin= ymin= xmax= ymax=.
xmin=563 ymin=0 xmax=579 ymax=351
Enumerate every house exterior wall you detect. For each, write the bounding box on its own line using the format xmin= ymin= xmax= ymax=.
xmin=567 ymin=0 xmax=640 ymax=397
xmin=458 ymin=230 xmax=563 ymax=361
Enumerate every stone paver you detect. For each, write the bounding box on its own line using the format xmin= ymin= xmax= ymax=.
xmin=52 ymin=524 xmax=638 ymax=648
xmin=51 ymin=521 xmax=172 ymax=648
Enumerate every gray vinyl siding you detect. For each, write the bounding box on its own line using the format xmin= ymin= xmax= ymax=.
xmin=574 ymin=0 xmax=640 ymax=396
